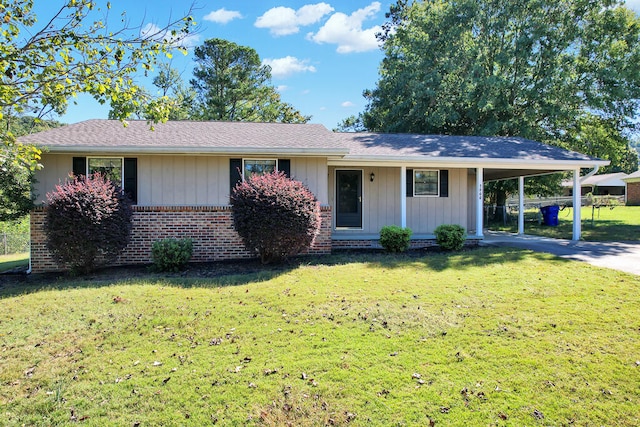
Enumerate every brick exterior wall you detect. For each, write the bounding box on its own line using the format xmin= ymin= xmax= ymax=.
xmin=30 ymin=205 xmax=332 ymax=273
xmin=332 ymin=238 xmax=480 ymax=251
xmin=627 ymin=181 xmax=640 ymax=205
xmin=332 ymin=239 xmax=440 ymax=250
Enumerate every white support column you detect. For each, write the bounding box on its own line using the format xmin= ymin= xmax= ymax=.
xmin=572 ymin=169 xmax=581 ymax=241
xmin=518 ymin=176 xmax=525 ymax=235
xmin=400 ymin=166 xmax=407 ymax=228
xmin=476 ymin=167 xmax=484 ymax=238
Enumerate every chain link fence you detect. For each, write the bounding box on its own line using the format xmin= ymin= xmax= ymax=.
xmin=0 ymin=217 xmax=30 ymax=256
xmin=1 ymin=230 xmax=29 ymax=255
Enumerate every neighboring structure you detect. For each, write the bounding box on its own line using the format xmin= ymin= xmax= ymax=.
xmin=623 ymin=171 xmax=640 ymax=205
xmin=562 ymin=172 xmax=628 ymax=197
xmin=20 ymin=120 xmax=609 ymax=273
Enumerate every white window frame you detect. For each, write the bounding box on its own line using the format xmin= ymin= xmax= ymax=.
xmin=87 ymin=157 xmax=124 ymax=187
xmin=413 ymin=169 xmax=440 ymax=197
xmin=242 ymin=158 xmax=278 ymax=180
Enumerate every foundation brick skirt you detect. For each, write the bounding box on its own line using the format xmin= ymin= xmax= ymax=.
xmin=30 ymin=205 xmax=332 ymax=273
xmin=331 ymin=239 xmax=440 ymax=250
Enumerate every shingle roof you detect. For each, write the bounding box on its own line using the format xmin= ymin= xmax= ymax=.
xmin=18 ymin=120 xmax=606 ymax=168
xmin=623 ymin=170 xmax=640 ymax=181
xmin=334 ymin=132 xmax=597 ymax=163
xmin=562 ymin=172 xmax=628 ymax=187
xmin=17 ymin=119 xmax=348 ymax=155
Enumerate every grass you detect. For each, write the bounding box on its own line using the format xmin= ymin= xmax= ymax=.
xmin=1 ymin=248 xmax=639 ymax=426
xmin=0 ymin=252 xmax=29 ymax=273
xmin=488 ymin=205 xmax=640 ymax=241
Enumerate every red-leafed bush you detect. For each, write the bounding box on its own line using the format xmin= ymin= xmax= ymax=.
xmin=45 ymin=173 xmax=133 ymax=273
xmin=230 ymin=171 xmax=320 ymax=264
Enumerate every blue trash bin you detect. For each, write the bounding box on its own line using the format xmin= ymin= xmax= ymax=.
xmin=540 ymin=205 xmax=560 ymax=226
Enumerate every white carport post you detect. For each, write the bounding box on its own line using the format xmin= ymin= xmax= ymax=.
xmin=518 ymin=176 xmax=525 ymax=235
xmin=572 ymin=169 xmax=581 ymax=241
xmin=476 ymin=167 xmax=484 ymax=238
xmin=400 ymin=166 xmax=407 ymax=228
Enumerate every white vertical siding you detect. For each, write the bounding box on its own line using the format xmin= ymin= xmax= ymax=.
xmin=291 ymin=157 xmax=328 ymax=204
xmin=33 ymin=153 xmax=74 ymax=204
xmin=328 ymin=166 xmax=470 ymax=236
xmin=406 ymin=168 xmax=468 ymax=234
xmin=35 ymin=154 xmax=328 ymax=206
xmin=364 ymin=167 xmax=400 ymax=232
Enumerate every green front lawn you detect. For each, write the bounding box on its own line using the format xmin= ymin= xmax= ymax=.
xmin=489 ymin=205 xmax=640 ymax=241
xmin=1 ymin=249 xmax=639 ymax=426
xmin=0 ymin=252 xmax=29 ymax=273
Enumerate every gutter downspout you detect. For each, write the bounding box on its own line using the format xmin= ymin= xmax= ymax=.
xmin=580 ymin=165 xmax=600 ymax=184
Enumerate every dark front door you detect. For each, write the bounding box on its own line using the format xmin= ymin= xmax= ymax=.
xmin=336 ymin=170 xmax=362 ymax=228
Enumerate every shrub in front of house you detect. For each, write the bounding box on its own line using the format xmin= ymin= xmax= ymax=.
xmin=151 ymin=238 xmax=193 ymax=272
xmin=434 ymin=224 xmax=467 ymax=251
xmin=379 ymin=225 xmax=412 ymax=253
xmin=44 ymin=173 xmax=133 ymax=274
xmin=230 ymin=171 xmax=320 ymax=264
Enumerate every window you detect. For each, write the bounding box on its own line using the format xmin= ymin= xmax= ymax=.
xmin=88 ymin=157 xmax=123 ymax=187
xmin=414 ymin=170 xmax=439 ymax=196
xmin=243 ymin=159 xmax=277 ymax=179
xmin=230 ymin=159 xmax=290 ymax=198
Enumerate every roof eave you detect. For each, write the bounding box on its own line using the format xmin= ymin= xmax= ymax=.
xmin=329 ymin=155 xmax=610 ymax=169
xmin=41 ymin=145 xmax=350 ymax=157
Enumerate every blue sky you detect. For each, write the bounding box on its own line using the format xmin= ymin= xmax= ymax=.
xmin=38 ymin=0 xmax=640 ymax=130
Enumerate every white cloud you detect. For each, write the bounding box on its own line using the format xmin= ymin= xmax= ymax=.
xmin=140 ymin=23 xmax=200 ymax=48
xmin=255 ymin=3 xmax=334 ymax=36
xmin=341 ymin=101 xmax=355 ymax=107
xmin=203 ymin=8 xmax=242 ymax=24
xmin=263 ymin=56 xmax=317 ymax=79
xmin=307 ymin=2 xmax=382 ymax=53
xmin=276 ymin=85 xmax=289 ymax=92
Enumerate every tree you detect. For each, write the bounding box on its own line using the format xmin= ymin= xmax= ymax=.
xmin=151 ymin=63 xmax=196 ymax=120
xmin=0 ymin=115 xmax=63 ymax=220
xmin=565 ymin=115 xmax=638 ymax=174
xmin=190 ymin=38 xmax=310 ymax=123
xmin=334 ymin=115 xmax=366 ymax=132
xmin=361 ymin=0 xmax=640 ymax=207
xmin=1 ymin=0 xmax=196 ymax=214
xmin=0 ymin=150 xmax=35 ymax=222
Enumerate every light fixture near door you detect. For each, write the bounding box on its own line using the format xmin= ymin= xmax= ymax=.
xmin=370 ymin=172 xmax=375 ymax=182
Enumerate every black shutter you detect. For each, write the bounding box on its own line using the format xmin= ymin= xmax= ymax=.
xmin=278 ymin=159 xmax=291 ymax=177
xmin=124 ymin=158 xmax=138 ymax=204
xmin=440 ymin=170 xmax=449 ymax=197
xmin=230 ymin=158 xmax=242 ymax=195
xmin=72 ymin=157 xmax=86 ymax=177
xmin=406 ymin=169 xmax=413 ymax=197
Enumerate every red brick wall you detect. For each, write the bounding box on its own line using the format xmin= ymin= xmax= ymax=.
xmin=30 ymin=205 xmax=332 ymax=273
xmin=627 ymin=182 xmax=640 ymax=205
xmin=332 ymin=238 xmax=479 ymax=250
xmin=332 ymin=239 xmax=440 ymax=250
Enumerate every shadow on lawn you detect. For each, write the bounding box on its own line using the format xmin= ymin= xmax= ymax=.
xmin=0 ymin=258 xmax=301 ymax=298
xmin=359 ymin=246 xmax=562 ymax=272
xmin=492 ymin=218 xmax=640 ymax=242
xmin=0 ymin=247 xmax=558 ymax=298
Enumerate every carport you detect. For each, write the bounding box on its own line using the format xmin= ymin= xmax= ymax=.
xmin=483 ymin=165 xmax=608 ymax=241
xmin=334 ymin=132 xmax=610 ymax=242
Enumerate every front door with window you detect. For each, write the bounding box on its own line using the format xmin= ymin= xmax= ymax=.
xmin=336 ymin=170 xmax=362 ymax=228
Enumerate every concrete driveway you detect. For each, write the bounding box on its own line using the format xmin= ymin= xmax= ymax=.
xmin=481 ymin=231 xmax=640 ymax=276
